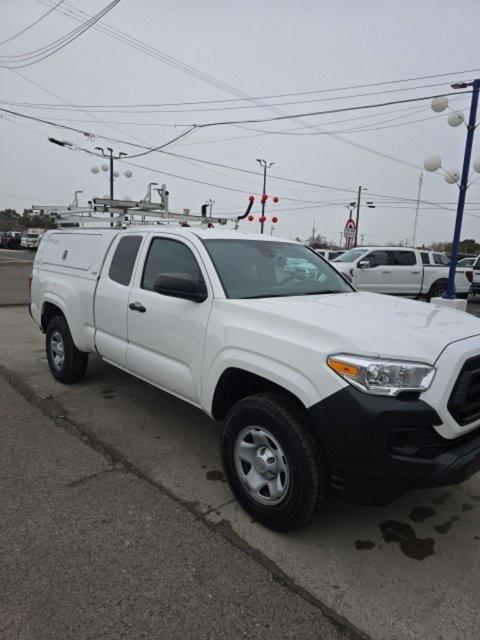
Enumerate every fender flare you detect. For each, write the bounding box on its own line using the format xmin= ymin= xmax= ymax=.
xmin=203 ymin=347 xmax=323 ymax=415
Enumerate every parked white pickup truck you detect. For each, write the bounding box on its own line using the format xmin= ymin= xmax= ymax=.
xmin=332 ymin=246 xmax=472 ymax=299
xmin=30 ymin=228 xmax=480 ymax=530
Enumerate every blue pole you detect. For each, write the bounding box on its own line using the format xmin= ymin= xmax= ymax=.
xmin=445 ymin=79 xmax=480 ymax=299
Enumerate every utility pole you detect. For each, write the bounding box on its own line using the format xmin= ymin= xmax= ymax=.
xmin=412 ymin=172 xmax=423 ymax=248
xmin=95 ymin=147 xmax=128 ymax=226
xmin=445 ymin=79 xmax=480 ymax=298
xmin=312 ymin=219 xmax=316 ymax=242
xmin=257 ymin=158 xmax=274 ymax=234
xmin=354 ymin=186 xmax=362 ymax=247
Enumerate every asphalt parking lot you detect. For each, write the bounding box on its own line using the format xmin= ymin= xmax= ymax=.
xmin=1 ymin=249 xmax=480 ymax=639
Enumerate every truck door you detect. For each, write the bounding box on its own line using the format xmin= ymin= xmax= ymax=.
xmin=354 ymin=250 xmax=393 ymax=293
xmin=389 ymin=249 xmax=420 ymax=295
xmin=94 ymin=234 xmax=144 ymax=367
xmin=126 ymin=234 xmax=213 ymax=405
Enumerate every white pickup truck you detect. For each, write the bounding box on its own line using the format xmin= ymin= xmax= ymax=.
xmin=30 ymin=228 xmax=480 ymax=530
xmin=332 ymin=246 xmax=472 ymax=299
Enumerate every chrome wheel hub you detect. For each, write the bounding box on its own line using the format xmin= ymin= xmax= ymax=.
xmin=50 ymin=330 xmax=65 ymax=371
xmin=234 ymin=426 xmax=289 ymax=505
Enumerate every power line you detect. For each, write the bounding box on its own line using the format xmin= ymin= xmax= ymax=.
xmin=0 ymin=0 xmax=66 ymax=46
xmin=0 ymin=100 xmax=470 ymax=208
xmin=37 ymin=0 xmax=480 ymax=177
xmin=0 ymin=0 xmax=122 ymax=69
xmin=38 ymin=0 xmax=480 ymax=100
xmin=0 ymin=80 xmax=468 ymax=113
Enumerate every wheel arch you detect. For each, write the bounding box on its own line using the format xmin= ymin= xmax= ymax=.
xmin=41 ymin=299 xmax=67 ymax=333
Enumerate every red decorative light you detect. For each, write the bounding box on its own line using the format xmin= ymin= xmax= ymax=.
xmin=261 ymin=194 xmax=268 ymax=203
xmin=273 ymin=196 xmax=279 ymax=204
xmin=247 ymin=214 xmax=254 ymax=221
xmin=272 ymin=216 xmax=278 ymax=223
xmin=259 ymin=216 xmax=267 ymax=223
xmin=248 ymin=195 xmax=255 ymax=202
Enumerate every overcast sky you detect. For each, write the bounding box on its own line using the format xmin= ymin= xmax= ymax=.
xmin=1 ymin=0 xmax=480 ymax=245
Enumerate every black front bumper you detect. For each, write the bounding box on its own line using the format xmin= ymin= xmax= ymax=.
xmin=308 ymin=387 xmax=480 ymax=504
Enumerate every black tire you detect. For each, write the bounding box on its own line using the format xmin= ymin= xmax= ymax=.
xmin=221 ymin=392 xmax=329 ymax=531
xmin=427 ymin=280 xmax=447 ymax=302
xmin=46 ymin=316 xmax=88 ymax=384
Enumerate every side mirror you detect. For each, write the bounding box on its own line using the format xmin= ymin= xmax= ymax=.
xmin=153 ymin=274 xmax=207 ymax=303
xmin=358 ymin=260 xmax=371 ymax=269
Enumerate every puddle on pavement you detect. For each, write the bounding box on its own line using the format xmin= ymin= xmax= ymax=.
xmin=206 ymin=469 xmax=226 ymax=482
xmin=409 ymin=505 xmax=436 ymax=523
xmin=379 ymin=520 xmax=435 ymax=560
xmin=434 ymin=515 xmax=459 ymax=535
xmin=354 ymin=540 xmax=376 ymax=550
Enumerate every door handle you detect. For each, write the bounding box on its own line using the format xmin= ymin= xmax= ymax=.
xmin=382 ymin=270 xmax=391 ymax=274
xmin=411 ymin=271 xmax=420 ymax=274
xmin=129 ymin=302 xmax=146 ymax=313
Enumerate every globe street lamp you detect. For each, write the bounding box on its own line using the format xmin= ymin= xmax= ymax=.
xmin=423 ymin=80 xmax=480 ymax=302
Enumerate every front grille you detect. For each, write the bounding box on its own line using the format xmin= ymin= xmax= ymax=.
xmin=448 ymin=356 xmax=480 ymax=426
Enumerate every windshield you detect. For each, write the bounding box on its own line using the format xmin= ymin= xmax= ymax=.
xmin=27 ymin=233 xmax=39 ymax=238
xmin=332 ymin=248 xmax=367 ymax=263
xmin=203 ymin=239 xmax=353 ymax=299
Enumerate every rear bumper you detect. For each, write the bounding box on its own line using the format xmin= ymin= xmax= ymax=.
xmin=308 ymin=387 xmax=480 ymax=504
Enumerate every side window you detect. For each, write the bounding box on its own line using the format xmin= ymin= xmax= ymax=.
xmin=433 ymin=253 xmax=449 ymax=265
xmin=109 ymin=235 xmax=142 ymax=286
xmin=365 ymin=250 xmax=389 ymax=267
xmin=420 ymin=252 xmax=429 ymax=265
xmin=391 ymin=251 xmax=416 ymax=266
xmin=142 ymin=238 xmax=205 ymax=292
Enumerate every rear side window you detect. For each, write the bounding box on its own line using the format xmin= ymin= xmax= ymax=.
xmin=109 ymin=235 xmax=142 ymax=286
xmin=391 ymin=251 xmax=416 ymax=266
xmin=433 ymin=253 xmax=449 ymax=265
xmin=420 ymin=252 xmax=429 ymax=265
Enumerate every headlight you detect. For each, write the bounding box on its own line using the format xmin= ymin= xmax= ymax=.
xmin=327 ymin=354 xmax=435 ymax=396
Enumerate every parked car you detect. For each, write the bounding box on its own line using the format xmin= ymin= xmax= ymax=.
xmin=458 ymin=256 xmax=477 ymax=268
xmin=470 ymin=256 xmax=480 ymax=294
xmin=21 ymin=228 xmax=45 ymax=250
xmin=332 ymin=246 xmax=472 ymax=299
xmin=0 ymin=231 xmax=22 ymax=249
xmin=30 ymin=228 xmax=480 ymax=531
xmin=315 ymin=249 xmax=345 ymax=261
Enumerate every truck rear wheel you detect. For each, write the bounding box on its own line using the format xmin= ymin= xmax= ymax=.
xmin=46 ymin=316 xmax=88 ymax=384
xmin=427 ymin=280 xmax=447 ymax=301
xmin=221 ymin=393 xmax=328 ymax=531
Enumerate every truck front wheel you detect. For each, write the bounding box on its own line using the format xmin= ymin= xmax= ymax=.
xmin=46 ymin=316 xmax=88 ymax=383
xmin=221 ymin=393 xmax=329 ymax=531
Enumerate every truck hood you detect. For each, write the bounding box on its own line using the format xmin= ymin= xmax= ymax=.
xmin=230 ymin=291 xmax=480 ymax=364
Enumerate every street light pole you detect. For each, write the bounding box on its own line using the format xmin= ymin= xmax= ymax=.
xmin=95 ymin=147 xmax=128 ymax=226
xmin=208 ymin=198 xmax=215 ymax=218
xmin=257 ymin=158 xmax=274 ymax=234
xmin=445 ymin=79 xmax=480 ymax=299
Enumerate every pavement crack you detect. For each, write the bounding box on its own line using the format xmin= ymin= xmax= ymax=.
xmin=65 ymin=468 xmax=115 ymax=488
